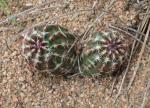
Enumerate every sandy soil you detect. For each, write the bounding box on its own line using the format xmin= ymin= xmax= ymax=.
xmin=0 ymin=0 xmax=150 ymax=108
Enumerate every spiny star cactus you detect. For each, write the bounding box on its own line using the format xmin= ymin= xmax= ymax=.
xmin=79 ymin=30 xmax=129 ymax=76
xmin=22 ymin=25 xmax=76 ymax=75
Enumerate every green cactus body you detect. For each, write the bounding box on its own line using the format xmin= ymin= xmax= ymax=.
xmin=22 ymin=25 xmax=76 ymax=75
xmin=80 ymin=30 xmax=129 ymax=76
xmin=44 ymin=25 xmax=76 ymax=75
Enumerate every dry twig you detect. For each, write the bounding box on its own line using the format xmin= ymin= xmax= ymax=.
xmin=140 ymin=79 xmax=150 ymax=108
xmin=113 ymin=46 xmax=133 ymax=103
xmin=81 ymin=0 xmax=117 ymax=42
xmin=109 ymin=24 xmax=150 ymax=50
xmin=0 ymin=1 xmax=55 ymax=25
xmin=127 ymin=16 xmax=150 ymax=90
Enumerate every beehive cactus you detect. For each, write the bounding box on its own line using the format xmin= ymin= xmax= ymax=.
xmin=22 ymin=25 xmax=76 ymax=75
xmin=79 ymin=30 xmax=129 ymax=76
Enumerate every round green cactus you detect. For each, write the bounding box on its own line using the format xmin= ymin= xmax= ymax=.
xmin=79 ymin=30 xmax=129 ymax=76
xmin=22 ymin=25 xmax=76 ymax=75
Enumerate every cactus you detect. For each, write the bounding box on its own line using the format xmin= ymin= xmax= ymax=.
xmin=22 ymin=25 xmax=76 ymax=75
xmin=22 ymin=24 xmax=130 ymax=77
xmin=79 ymin=30 xmax=129 ymax=76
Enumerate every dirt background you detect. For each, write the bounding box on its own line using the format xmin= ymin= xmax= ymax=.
xmin=0 ymin=0 xmax=150 ymax=108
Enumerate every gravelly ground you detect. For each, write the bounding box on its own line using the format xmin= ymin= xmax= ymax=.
xmin=0 ymin=0 xmax=150 ymax=108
